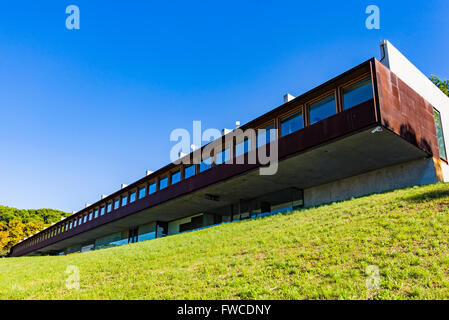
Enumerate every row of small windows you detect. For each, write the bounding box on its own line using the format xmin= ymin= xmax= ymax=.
xmin=17 ymin=76 xmax=374 ymax=251
xmin=280 ymin=76 xmax=374 ymax=136
xmin=18 ymin=167 xmax=199 ymax=248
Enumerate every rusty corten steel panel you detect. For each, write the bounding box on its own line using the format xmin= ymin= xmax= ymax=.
xmin=10 ymin=100 xmax=378 ymax=257
xmin=374 ymin=59 xmax=439 ymax=157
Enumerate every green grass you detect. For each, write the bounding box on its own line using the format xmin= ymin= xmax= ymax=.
xmin=1 ymin=183 xmax=449 ymax=300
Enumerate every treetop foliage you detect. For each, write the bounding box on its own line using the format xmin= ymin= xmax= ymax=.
xmin=430 ymin=75 xmax=449 ymax=97
xmin=0 ymin=205 xmax=69 ymax=256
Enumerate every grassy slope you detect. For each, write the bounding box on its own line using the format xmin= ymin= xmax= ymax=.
xmin=1 ymin=183 xmax=449 ymax=300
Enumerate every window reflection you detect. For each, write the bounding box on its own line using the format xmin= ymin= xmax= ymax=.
xmin=257 ymin=123 xmax=275 ymax=148
xmin=235 ymin=138 xmax=250 ymax=158
xmin=309 ymin=94 xmax=336 ymax=125
xmin=200 ymin=158 xmax=212 ymax=172
xmin=138 ymin=186 xmax=146 ymax=199
xmin=171 ymin=170 xmax=181 ymax=184
xmin=159 ymin=176 xmax=168 ymax=189
xmin=129 ymin=192 xmax=136 ymax=203
xmin=434 ymin=108 xmax=447 ymax=160
xmin=343 ymin=77 xmax=373 ymax=110
xmin=215 ymin=148 xmax=230 ymax=165
xmin=184 ymin=165 xmax=195 ymax=179
xmin=280 ymin=110 xmax=303 ymax=137
xmin=148 ymin=182 xmax=157 ymax=194
xmin=121 ymin=195 xmax=128 ymax=206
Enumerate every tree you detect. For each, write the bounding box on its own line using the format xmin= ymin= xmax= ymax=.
xmin=430 ymin=75 xmax=449 ymax=97
xmin=0 ymin=206 xmax=69 ymax=256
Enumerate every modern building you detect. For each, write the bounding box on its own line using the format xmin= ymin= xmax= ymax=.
xmin=9 ymin=41 xmax=449 ymax=257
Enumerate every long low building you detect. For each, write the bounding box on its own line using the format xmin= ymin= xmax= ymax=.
xmin=9 ymin=41 xmax=449 ymax=257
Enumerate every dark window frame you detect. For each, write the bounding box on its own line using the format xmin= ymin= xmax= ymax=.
xmin=148 ymin=181 xmax=157 ymax=194
xmin=340 ymin=73 xmax=374 ymax=111
xmin=279 ymin=107 xmax=305 ymax=138
xmin=306 ymin=90 xmax=338 ymax=126
xmin=121 ymin=195 xmax=128 ymax=206
xmin=129 ymin=191 xmax=137 ymax=203
xmin=434 ymin=108 xmax=447 ymax=161
xmin=159 ymin=175 xmax=169 ymax=189
xmin=256 ymin=120 xmax=276 ymax=149
xmin=138 ymin=186 xmax=146 ymax=199
xmin=184 ymin=165 xmax=196 ymax=179
xmin=171 ymin=169 xmax=181 ymax=184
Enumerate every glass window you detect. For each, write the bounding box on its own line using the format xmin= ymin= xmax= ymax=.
xmin=121 ymin=195 xmax=128 ymax=206
xmin=138 ymin=186 xmax=146 ymax=199
xmin=343 ymin=77 xmax=373 ymax=110
xmin=114 ymin=199 xmax=120 ymax=210
xmin=100 ymin=206 xmax=105 ymax=216
xmin=281 ymin=111 xmax=303 ymax=137
xmin=83 ymin=215 xmax=87 ymax=223
xmin=184 ymin=165 xmax=195 ymax=179
xmin=94 ymin=208 xmax=99 ymax=218
xmin=235 ymin=138 xmax=251 ymax=157
xmin=257 ymin=123 xmax=275 ymax=148
xmin=216 ymin=148 xmax=230 ymax=165
xmin=171 ymin=170 xmax=181 ymax=184
xmin=148 ymin=181 xmax=157 ymax=194
xmin=309 ymin=94 xmax=336 ymax=125
xmin=200 ymin=158 xmax=212 ymax=172
xmin=130 ymin=192 xmax=136 ymax=203
xmin=107 ymin=202 xmax=112 ymax=213
xmin=434 ymin=108 xmax=447 ymax=160
xmin=88 ymin=212 xmax=93 ymax=221
xmin=78 ymin=217 xmax=82 ymax=225
xmin=159 ymin=176 xmax=168 ymax=189
xmin=73 ymin=219 xmax=77 ymax=227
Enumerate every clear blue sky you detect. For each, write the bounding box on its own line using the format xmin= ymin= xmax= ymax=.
xmin=0 ymin=1 xmax=447 ymax=212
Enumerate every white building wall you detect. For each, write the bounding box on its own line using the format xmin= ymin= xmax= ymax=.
xmin=380 ymin=40 xmax=449 ymax=181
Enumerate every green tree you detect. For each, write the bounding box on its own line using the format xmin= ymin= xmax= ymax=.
xmin=0 ymin=206 xmax=69 ymax=256
xmin=430 ymin=75 xmax=449 ymax=97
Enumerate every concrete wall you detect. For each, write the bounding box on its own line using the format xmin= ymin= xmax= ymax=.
xmin=167 ymin=214 xmax=202 ymax=235
xmin=380 ymin=40 xmax=449 ymax=181
xmin=304 ymin=157 xmax=438 ymax=207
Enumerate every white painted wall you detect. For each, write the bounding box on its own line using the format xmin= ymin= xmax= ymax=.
xmin=380 ymin=40 xmax=449 ymax=181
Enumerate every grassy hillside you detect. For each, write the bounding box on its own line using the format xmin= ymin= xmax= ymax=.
xmin=1 ymin=183 xmax=449 ymax=300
